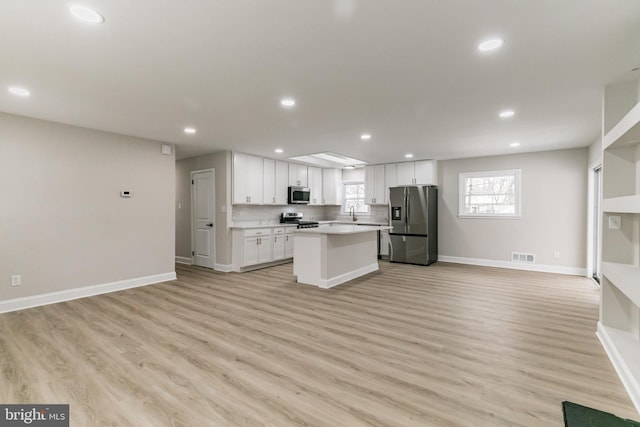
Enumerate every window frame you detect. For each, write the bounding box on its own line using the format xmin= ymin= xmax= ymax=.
xmin=458 ymin=169 xmax=522 ymax=218
xmin=342 ymin=180 xmax=370 ymax=215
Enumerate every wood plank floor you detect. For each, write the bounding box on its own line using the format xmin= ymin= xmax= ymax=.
xmin=1 ymin=261 xmax=637 ymax=426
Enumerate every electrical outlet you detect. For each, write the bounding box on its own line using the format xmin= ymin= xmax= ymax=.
xmin=553 ymin=251 xmax=560 ymax=259
xmin=11 ymin=275 xmax=21 ymax=286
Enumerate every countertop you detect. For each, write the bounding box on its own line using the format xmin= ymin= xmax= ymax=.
xmin=231 ymin=220 xmax=389 ymax=229
xmin=295 ymin=224 xmax=392 ymax=235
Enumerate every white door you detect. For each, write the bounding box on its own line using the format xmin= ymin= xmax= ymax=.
xmin=192 ymin=169 xmax=215 ymax=269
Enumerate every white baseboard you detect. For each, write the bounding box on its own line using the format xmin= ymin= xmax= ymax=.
xmin=318 ymin=263 xmax=379 ymax=289
xmin=214 ymin=263 xmax=233 ymax=272
xmin=596 ymin=322 xmax=640 ymax=414
xmin=0 ymin=272 xmax=177 ymax=314
xmin=438 ymin=255 xmax=587 ymax=276
xmin=175 ymin=256 xmax=192 ymax=265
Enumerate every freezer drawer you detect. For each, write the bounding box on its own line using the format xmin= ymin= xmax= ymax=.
xmin=389 ymin=234 xmax=436 ymax=266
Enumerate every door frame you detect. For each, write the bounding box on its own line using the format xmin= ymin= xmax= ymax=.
xmin=191 ymin=168 xmax=216 ymax=268
xmin=586 ymin=161 xmax=602 ymax=283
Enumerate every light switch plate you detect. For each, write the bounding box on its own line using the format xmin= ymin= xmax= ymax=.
xmin=608 ymin=215 xmax=621 ymax=230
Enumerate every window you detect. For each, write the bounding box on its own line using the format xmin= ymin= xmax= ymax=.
xmin=459 ymin=170 xmax=521 ymax=217
xmin=343 ymin=182 xmax=369 ymax=214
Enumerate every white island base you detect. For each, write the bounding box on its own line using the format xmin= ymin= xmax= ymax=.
xmin=293 ymin=225 xmax=389 ymax=288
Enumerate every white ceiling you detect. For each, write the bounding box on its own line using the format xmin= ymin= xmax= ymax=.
xmin=1 ymin=1 xmax=640 ymax=162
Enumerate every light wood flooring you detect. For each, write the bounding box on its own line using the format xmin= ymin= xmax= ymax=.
xmin=1 ymin=261 xmax=638 ymax=426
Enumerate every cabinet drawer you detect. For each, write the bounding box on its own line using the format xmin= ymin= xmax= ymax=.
xmin=243 ymin=228 xmax=272 ymax=238
xmin=273 ymin=227 xmax=285 ymax=235
xmin=285 ymin=227 xmax=295 ymax=234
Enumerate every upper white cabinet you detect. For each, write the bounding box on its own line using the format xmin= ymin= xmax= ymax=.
xmin=384 ymin=164 xmax=398 ymax=203
xmin=307 ymin=167 xmax=323 ymax=205
xmin=598 ymin=78 xmax=640 ymax=414
xmin=263 ymin=159 xmax=288 ymax=205
xmin=322 ymin=168 xmax=343 ymax=205
xmin=233 ymin=152 xmax=263 ymax=204
xmin=364 ymin=165 xmax=386 ymax=205
xmin=396 ymin=160 xmax=437 ymax=185
xmin=289 ymin=163 xmax=308 ymax=187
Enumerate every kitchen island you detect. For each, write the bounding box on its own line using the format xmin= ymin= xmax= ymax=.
xmin=293 ymin=224 xmax=391 ymax=288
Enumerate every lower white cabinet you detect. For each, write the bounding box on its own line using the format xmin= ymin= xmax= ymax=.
xmin=232 ymin=226 xmax=295 ymax=271
xmin=379 ymin=230 xmax=390 ymax=257
xmin=272 ymin=228 xmax=286 ymax=261
xmin=285 ymin=229 xmax=295 ymax=258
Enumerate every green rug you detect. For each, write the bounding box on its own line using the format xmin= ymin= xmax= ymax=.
xmin=563 ymin=401 xmax=640 ymax=427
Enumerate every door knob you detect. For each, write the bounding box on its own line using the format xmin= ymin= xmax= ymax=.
xmin=206 ymin=223 xmax=213 ymax=227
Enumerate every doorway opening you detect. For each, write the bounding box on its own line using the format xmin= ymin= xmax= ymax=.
xmin=592 ymin=165 xmax=602 ymax=284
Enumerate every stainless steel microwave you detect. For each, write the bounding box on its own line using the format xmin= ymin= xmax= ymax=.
xmin=288 ymin=186 xmax=310 ymax=204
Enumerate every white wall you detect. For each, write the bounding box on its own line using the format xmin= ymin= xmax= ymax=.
xmin=438 ymin=148 xmax=588 ymax=273
xmin=0 ymin=113 xmax=175 ymax=303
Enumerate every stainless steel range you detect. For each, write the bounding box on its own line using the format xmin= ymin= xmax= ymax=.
xmin=280 ymin=212 xmax=319 ymax=229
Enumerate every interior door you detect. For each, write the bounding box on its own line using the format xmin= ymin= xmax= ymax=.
xmin=192 ymin=169 xmax=215 ymax=269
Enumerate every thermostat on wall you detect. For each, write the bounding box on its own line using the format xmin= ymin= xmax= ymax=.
xmin=120 ymin=191 xmax=132 ymax=198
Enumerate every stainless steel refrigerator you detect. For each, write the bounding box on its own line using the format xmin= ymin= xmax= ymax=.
xmin=389 ymin=185 xmax=437 ymax=265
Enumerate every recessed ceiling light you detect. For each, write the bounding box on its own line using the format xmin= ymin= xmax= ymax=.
xmin=274 ymin=148 xmax=283 ymax=153
xmin=8 ymin=86 xmax=31 ymax=97
xmin=69 ymin=5 xmax=105 ymax=23
xmin=184 ymin=127 xmax=196 ymax=134
xmin=499 ymin=110 xmax=515 ymax=118
xmin=344 ymin=165 xmax=355 ymax=170
xmin=405 ymin=153 xmax=414 ymax=158
xmin=478 ymin=38 xmax=504 ymax=52
xmin=510 ymin=142 xmax=521 ymax=147
xmin=280 ymin=98 xmax=296 ymax=108
xmin=360 ymin=133 xmax=372 ymax=141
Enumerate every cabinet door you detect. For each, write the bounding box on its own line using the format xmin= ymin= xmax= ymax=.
xmin=308 ymin=167 xmax=323 ymax=204
xmin=396 ymin=162 xmax=415 ymax=185
xmin=263 ymin=158 xmax=276 ymax=205
xmin=414 ymin=160 xmax=435 ymax=185
xmin=379 ymin=230 xmax=390 ymax=256
xmin=384 ymin=164 xmax=397 ymax=204
xmin=243 ymin=237 xmax=259 ymax=266
xmin=274 ymin=161 xmax=289 ymax=204
xmin=288 ymin=164 xmax=308 ymax=187
xmin=233 ymin=153 xmax=249 ymax=204
xmin=273 ymin=234 xmax=285 ymax=260
xmin=373 ymin=164 xmax=385 ymax=204
xmin=257 ymin=236 xmax=272 ymax=263
xmin=364 ymin=165 xmax=376 ymax=205
xmin=322 ymin=169 xmax=342 ymax=205
xmin=284 ymin=233 xmax=294 ymax=258
xmin=247 ymin=155 xmax=264 ymax=204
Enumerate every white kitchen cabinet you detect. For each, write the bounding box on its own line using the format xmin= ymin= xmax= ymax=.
xmin=308 ymin=167 xmax=323 ymax=205
xmin=364 ymin=164 xmax=386 ymax=205
xmin=379 ymin=230 xmax=390 ymax=257
xmin=272 ymin=228 xmax=286 ymax=260
xmin=263 ymin=159 xmax=289 ymax=205
xmin=233 ymin=152 xmax=263 ymax=204
xmin=289 ymin=163 xmax=308 ymax=187
xmin=384 ymin=164 xmax=397 ymax=204
xmin=322 ymin=168 xmax=343 ymax=205
xmin=285 ymin=229 xmax=294 ymax=258
xmin=243 ymin=228 xmax=272 ymax=266
xmin=395 ymin=160 xmax=437 ymax=185
xmin=275 ymin=161 xmax=289 ymax=204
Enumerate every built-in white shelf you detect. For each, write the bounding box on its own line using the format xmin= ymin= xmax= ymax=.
xmin=604 ymin=101 xmax=640 ymax=150
xmin=602 ymin=262 xmax=640 ymax=308
xmin=603 ymin=195 xmax=640 ymax=214
xmin=597 ymin=323 xmax=640 ymax=412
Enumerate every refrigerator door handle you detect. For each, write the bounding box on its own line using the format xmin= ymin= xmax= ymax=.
xmin=405 ymin=187 xmax=410 ymax=226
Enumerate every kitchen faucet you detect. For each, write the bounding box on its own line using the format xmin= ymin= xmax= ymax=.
xmin=349 ymin=206 xmax=358 ymax=222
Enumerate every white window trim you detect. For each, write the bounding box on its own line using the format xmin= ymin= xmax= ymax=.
xmin=458 ymin=169 xmax=521 ymax=218
xmin=342 ymin=180 xmax=370 ymax=215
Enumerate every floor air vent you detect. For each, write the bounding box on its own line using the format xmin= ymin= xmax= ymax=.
xmin=511 ymin=252 xmax=535 ymax=263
